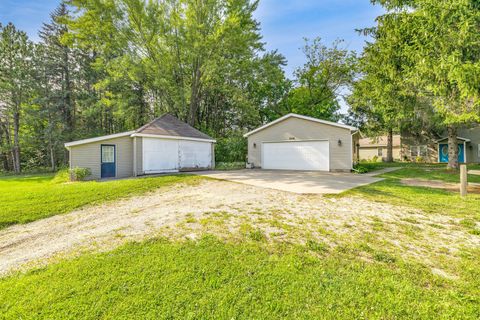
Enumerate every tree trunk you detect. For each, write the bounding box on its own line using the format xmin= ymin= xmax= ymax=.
xmin=447 ymin=125 xmax=458 ymax=170
xmin=49 ymin=143 xmax=56 ymax=172
xmin=188 ymin=63 xmax=202 ymax=126
xmin=386 ymin=128 xmax=394 ymax=163
xmin=12 ymin=111 xmax=21 ymax=173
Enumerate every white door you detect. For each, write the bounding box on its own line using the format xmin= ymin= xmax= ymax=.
xmin=143 ymin=138 xmax=179 ymax=173
xmin=262 ymin=140 xmax=330 ymax=171
xmin=179 ymin=141 xmax=212 ymax=169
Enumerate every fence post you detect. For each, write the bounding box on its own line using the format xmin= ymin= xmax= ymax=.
xmin=460 ymin=164 xmax=467 ymax=198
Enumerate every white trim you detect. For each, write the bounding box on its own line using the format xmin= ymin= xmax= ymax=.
xmin=435 ymin=136 xmax=471 ymax=143
xmin=65 ymin=131 xmax=135 ymax=148
xmin=464 ymin=141 xmax=467 ymax=163
xmin=260 ymin=138 xmax=329 ymax=144
xmin=133 ymin=136 xmax=137 ymax=177
xmin=131 ymin=133 xmax=216 ymax=143
xmin=243 ymin=113 xmax=357 ymax=137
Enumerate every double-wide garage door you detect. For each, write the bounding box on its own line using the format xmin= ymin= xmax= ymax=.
xmin=262 ymin=140 xmax=330 ymax=171
xmin=143 ymin=138 xmax=212 ymax=173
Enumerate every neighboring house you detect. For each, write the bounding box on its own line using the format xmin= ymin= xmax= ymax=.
xmin=244 ymin=113 xmax=359 ymax=172
xmin=359 ymin=126 xmax=480 ymax=164
xmin=65 ymin=114 xmax=216 ymax=180
xmin=358 ymin=135 xmax=402 ymax=161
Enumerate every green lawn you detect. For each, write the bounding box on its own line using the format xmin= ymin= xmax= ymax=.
xmin=341 ymin=164 xmax=480 ymax=218
xmin=0 ymin=172 xmax=203 ymax=229
xmin=1 ymin=237 xmax=478 ymax=319
xmin=1 ymin=165 xmax=480 ymax=319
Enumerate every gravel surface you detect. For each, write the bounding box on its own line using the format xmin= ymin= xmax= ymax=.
xmin=0 ymin=179 xmax=477 ymax=276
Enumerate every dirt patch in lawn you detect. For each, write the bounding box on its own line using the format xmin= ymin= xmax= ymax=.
xmin=0 ymin=179 xmax=478 ymax=277
xmin=401 ymin=178 xmax=480 ymax=194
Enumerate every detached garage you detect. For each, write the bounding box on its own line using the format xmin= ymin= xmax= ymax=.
xmin=65 ymin=114 xmax=215 ymax=179
xmin=244 ymin=113 xmax=358 ymax=172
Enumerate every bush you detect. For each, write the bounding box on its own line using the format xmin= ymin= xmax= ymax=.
xmin=215 ymin=162 xmax=245 ymax=170
xmin=215 ymin=132 xmax=247 ymax=163
xmin=69 ymin=167 xmax=91 ymax=181
xmin=353 ymin=164 xmax=369 ymax=174
xmin=415 ymin=156 xmax=425 ymax=163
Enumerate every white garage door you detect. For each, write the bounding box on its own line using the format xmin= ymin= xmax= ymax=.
xmin=262 ymin=140 xmax=330 ymax=171
xmin=143 ymin=138 xmax=179 ymax=173
xmin=179 ymin=141 xmax=212 ymax=169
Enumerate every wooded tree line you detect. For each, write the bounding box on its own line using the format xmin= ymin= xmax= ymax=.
xmin=1 ymin=0 xmax=479 ymax=173
xmin=0 ymin=0 xmax=356 ymax=173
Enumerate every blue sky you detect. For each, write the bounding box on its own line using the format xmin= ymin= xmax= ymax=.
xmin=1 ymin=0 xmax=382 ymax=75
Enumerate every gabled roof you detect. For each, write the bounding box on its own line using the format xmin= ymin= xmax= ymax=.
xmin=359 ymin=135 xmax=401 ymax=148
xmin=65 ymin=114 xmax=215 ymax=148
xmin=243 ymin=113 xmax=357 ymax=138
xmin=435 ymin=136 xmax=471 ymax=143
xmin=65 ymin=131 xmax=136 ymax=148
xmin=132 ymin=114 xmax=215 ymax=142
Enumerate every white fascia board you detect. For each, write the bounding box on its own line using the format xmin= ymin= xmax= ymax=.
xmin=131 ymin=133 xmax=216 ymax=143
xmin=243 ymin=113 xmax=357 ymax=137
xmin=64 ymin=131 xmax=136 ymax=148
xmin=435 ymin=136 xmax=471 ymax=143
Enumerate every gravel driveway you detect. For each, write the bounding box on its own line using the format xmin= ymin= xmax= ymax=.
xmin=0 ymin=179 xmax=477 ymax=276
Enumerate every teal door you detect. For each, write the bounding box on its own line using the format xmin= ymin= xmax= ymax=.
xmin=439 ymin=144 xmax=465 ymax=163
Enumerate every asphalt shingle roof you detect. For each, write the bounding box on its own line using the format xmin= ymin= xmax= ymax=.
xmin=135 ymin=114 xmax=214 ymax=140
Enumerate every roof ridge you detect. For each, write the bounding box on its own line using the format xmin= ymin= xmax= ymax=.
xmin=135 ymin=113 xmax=170 ymax=133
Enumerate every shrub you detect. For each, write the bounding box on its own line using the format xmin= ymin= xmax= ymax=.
xmin=215 ymin=132 xmax=247 ymax=163
xmin=353 ymin=164 xmax=369 ymax=174
xmin=69 ymin=167 xmax=91 ymax=181
xmin=415 ymin=156 xmax=425 ymax=163
xmin=371 ymin=155 xmax=379 ymax=163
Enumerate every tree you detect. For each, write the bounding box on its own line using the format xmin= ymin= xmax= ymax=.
xmin=0 ymin=23 xmax=35 ymax=173
xmin=287 ymin=38 xmax=357 ymax=122
xmin=372 ymin=0 xmax=480 ymax=169
xmin=347 ymin=21 xmax=417 ymax=162
xmin=66 ymin=0 xmax=270 ymax=135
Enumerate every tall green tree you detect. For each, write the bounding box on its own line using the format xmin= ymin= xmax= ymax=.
xmin=0 ymin=23 xmax=35 ymax=173
xmin=66 ymin=0 xmax=271 ymax=136
xmin=372 ymin=0 xmax=480 ymax=168
xmin=287 ymin=38 xmax=357 ymax=122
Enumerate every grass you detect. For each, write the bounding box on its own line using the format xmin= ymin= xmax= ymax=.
xmin=339 ymin=164 xmax=480 ymax=217
xmin=0 ymin=236 xmax=479 ymax=319
xmin=0 ymin=171 xmax=203 ymax=230
xmin=215 ymin=162 xmax=245 ymax=170
xmin=1 ymin=163 xmax=480 ymax=318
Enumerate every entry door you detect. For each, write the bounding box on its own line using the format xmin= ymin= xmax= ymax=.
xmin=143 ymin=138 xmax=179 ymax=173
xmin=262 ymin=140 xmax=330 ymax=171
xmin=101 ymin=145 xmax=116 ymax=178
xmin=439 ymin=144 xmax=465 ymax=163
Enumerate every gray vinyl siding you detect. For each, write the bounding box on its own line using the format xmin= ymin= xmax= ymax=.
xmin=458 ymin=127 xmax=480 ymax=163
xmin=135 ymin=137 xmax=143 ymax=174
xmin=247 ymin=117 xmax=353 ymax=171
xmin=69 ymin=136 xmax=134 ymax=179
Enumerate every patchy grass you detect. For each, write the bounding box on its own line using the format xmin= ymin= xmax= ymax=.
xmin=215 ymin=162 xmax=246 ymax=170
xmin=0 ymin=172 xmax=203 ymax=229
xmin=338 ymin=166 xmax=480 ymax=217
xmin=1 ymin=236 xmax=479 ymax=319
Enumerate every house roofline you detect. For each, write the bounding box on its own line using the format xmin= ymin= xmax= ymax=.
xmin=243 ymin=113 xmax=357 ymax=138
xmin=435 ymin=136 xmax=471 ymax=143
xmin=64 ymin=131 xmax=136 ymax=148
xmin=130 ymin=133 xmax=216 ymax=143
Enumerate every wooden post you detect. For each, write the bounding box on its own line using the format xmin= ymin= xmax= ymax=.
xmin=460 ymin=164 xmax=467 ymax=198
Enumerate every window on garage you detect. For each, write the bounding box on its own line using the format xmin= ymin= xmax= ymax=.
xmin=377 ymin=148 xmax=383 ymax=157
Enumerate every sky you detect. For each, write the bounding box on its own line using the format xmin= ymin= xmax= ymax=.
xmin=0 ymin=0 xmax=383 ymax=112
